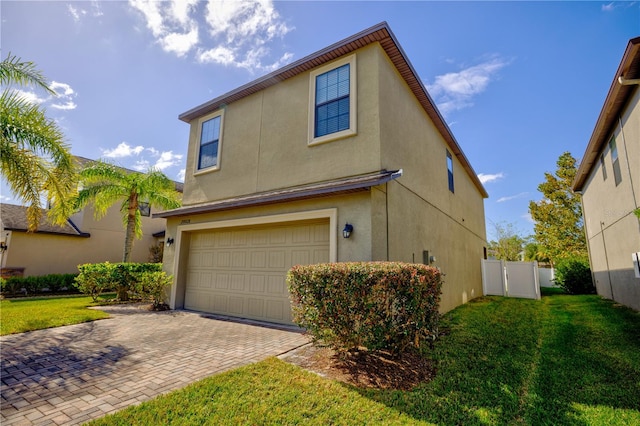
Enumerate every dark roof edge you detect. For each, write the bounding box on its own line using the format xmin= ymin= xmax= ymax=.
xmin=4 ymin=227 xmax=91 ymax=238
xmin=65 ymin=218 xmax=91 ymax=237
xmin=573 ymin=36 xmax=640 ymax=191
xmin=154 ymin=169 xmax=402 ymax=219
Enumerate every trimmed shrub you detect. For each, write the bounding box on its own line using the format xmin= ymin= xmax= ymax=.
xmin=287 ymin=262 xmax=443 ymax=354
xmin=75 ymin=262 xmax=162 ymax=301
xmin=134 ymin=271 xmax=172 ymax=308
xmin=554 ymin=257 xmax=595 ymax=294
xmin=76 ymin=263 xmax=115 ymax=301
xmin=0 ymin=273 xmax=79 ymax=296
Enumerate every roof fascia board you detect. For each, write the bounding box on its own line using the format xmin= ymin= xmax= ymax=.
xmin=573 ymin=37 xmax=640 ymax=191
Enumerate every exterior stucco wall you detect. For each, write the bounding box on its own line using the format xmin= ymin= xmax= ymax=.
xmin=581 ymin=86 xmax=640 ymax=311
xmin=181 ymin=44 xmax=383 ymax=207
xmin=163 ymin=192 xmax=374 ymax=309
xmin=375 ymin=46 xmax=487 ymax=313
xmin=3 ymin=205 xmax=166 ymax=276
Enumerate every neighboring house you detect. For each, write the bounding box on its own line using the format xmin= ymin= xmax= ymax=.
xmin=0 ymin=156 xmax=183 ymax=277
xmin=573 ymin=37 xmax=640 ymax=311
xmin=156 ymin=22 xmax=488 ymax=325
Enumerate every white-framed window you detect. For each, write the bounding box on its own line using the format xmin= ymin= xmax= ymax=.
xmin=447 ymin=150 xmax=455 ymax=193
xmin=308 ymin=54 xmax=357 ymax=145
xmin=609 ymin=136 xmax=622 ymax=186
xmin=196 ymin=110 xmax=224 ymax=174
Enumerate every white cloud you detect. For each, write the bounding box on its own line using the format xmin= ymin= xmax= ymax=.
xmin=132 ymin=159 xmax=151 ymax=171
xmin=478 ymin=172 xmax=505 ymax=184
xmin=130 ymin=0 xmax=293 ymax=72
xmin=601 ymin=2 xmax=615 ymax=11
xmin=497 ymin=192 xmax=529 ymax=203
xmin=11 ymin=89 xmax=47 ymax=105
xmin=153 ymin=151 xmax=183 ymax=171
xmin=50 ymin=101 xmax=78 ymax=111
xmin=0 ymin=194 xmax=15 ymax=203
xmin=197 ymin=46 xmax=236 ymax=65
xmin=102 ymin=142 xmax=145 ymax=158
xmin=427 ymin=57 xmax=510 ymax=114
xmin=160 ymin=25 xmax=199 ymax=57
xmin=49 ymin=81 xmax=78 ymax=110
xmin=67 ymin=5 xmax=86 ymax=23
xmin=522 ymin=212 xmax=535 ymax=224
xmin=177 ymin=169 xmax=186 ymax=182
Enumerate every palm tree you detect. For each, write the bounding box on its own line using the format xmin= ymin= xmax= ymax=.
xmin=74 ymin=161 xmax=181 ymax=261
xmin=0 ymin=53 xmax=76 ymax=231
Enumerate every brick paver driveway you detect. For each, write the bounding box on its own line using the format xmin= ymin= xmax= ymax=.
xmin=1 ymin=304 xmax=309 ymax=425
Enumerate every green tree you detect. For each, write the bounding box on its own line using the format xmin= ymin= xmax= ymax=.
xmin=0 ymin=53 xmax=76 ymax=231
xmin=73 ymin=161 xmax=181 ymax=299
xmin=487 ymin=221 xmax=526 ymax=261
xmin=529 ymin=152 xmax=587 ymax=264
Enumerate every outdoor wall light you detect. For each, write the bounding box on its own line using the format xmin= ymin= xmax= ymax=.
xmin=342 ymin=223 xmax=353 ymax=239
xmin=166 ymin=237 xmax=174 ymax=247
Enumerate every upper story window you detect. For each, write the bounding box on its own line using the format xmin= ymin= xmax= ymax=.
xmin=600 ymin=153 xmax=607 ymax=180
xmin=609 ymin=136 xmax=622 ymax=186
xmin=308 ymin=55 xmax=356 ymax=145
xmin=447 ymin=150 xmax=455 ymax=193
xmin=138 ymin=202 xmax=150 ymax=217
xmin=197 ymin=112 xmax=223 ymax=172
xmin=315 ymin=64 xmax=350 ymax=137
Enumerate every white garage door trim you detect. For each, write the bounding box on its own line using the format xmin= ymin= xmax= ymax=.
xmin=170 ymin=208 xmax=338 ymax=311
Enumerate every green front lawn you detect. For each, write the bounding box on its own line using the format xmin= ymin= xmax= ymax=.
xmin=0 ymin=294 xmax=114 ymax=335
xmin=89 ymin=292 xmax=640 ymax=425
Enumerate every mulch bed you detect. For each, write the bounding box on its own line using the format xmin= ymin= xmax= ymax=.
xmin=282 ymin=344 xmax=435 ymax=391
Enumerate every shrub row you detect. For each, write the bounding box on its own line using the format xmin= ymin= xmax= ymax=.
xmin=75 ymin=262 xmax=166 ymax=303
xmin=0 ymin=273 xmax=79 ymax=295
xmin=287 ymin=262 xmax=443 ymax=354
xmin=554 ymin=256 xmax=595 ymax=294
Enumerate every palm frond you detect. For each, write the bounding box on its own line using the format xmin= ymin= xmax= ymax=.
xmin=0 ymin=53 xmax=55 ymax=95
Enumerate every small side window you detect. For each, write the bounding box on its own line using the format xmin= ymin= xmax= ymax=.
xmin=447 ymin=150 xmax=455 ymax=193
xmin=600 ymin=153 xmax=607 ymax=181
xmin=609 ymin=137 xmax=622 ymax=186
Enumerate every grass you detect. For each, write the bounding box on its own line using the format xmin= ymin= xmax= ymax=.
xmin=88 ymin=291 xmax=640 ymax=425
xmin=0 ymin=294 xmax=114 ymax=335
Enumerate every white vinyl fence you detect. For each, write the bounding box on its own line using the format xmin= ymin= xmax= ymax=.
xmin=482 ymin=260 xmax=541 ymax=300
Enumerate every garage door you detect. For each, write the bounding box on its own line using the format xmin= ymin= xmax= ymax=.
xmin=184 ymin=219 xmax=330 ymax=325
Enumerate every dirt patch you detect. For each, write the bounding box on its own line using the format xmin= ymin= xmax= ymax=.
xmin=281 ymin=344 xmax=435 ymax=391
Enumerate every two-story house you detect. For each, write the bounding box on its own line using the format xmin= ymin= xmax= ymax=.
xmin=572 ymin=36 xmax=640 ymax=311
xmin=0 ymin=156 xmax=182 ymax=277
xmin=156 ymin=22 xmax=488 ymax=325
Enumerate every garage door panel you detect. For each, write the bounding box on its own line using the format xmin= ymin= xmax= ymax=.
xmin=185 ymin=220 xmax=329 ymax=325
xmin=228 ymin=296 xmax=244 ymax=314
xmin=248 ymin=298 xmax=264 ymax=318
xmin=185 ymin=290 xmax=210 ymax=311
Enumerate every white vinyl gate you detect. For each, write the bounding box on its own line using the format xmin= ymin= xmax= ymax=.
xmin=481 ymin=260 xmax=541 ymax=300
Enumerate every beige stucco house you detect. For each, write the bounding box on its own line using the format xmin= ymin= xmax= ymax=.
xmin=573 ymin=37 xmax=640 ymax=311
xmin=0 ymin=156 xmax=181 ymax=277
xmin=156 ymin=23 xmax=488 ymax=325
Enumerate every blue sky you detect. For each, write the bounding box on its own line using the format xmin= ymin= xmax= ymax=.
xmin=1 ymin=1 xmax=638 ymax=239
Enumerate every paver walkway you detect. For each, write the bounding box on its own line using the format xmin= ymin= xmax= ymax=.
xmin=1 ymin=304 xmax=309 ymax=425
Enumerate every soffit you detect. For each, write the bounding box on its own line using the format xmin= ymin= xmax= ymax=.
xmin=573 ymin=37 xmax=640 ymax=191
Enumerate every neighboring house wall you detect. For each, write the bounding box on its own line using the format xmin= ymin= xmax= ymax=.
xmin=579 ymin=87 xmax=640 ymax=310
xmin=160 ymin=24 xmax=488 ymax=322
xmin=2 ymin=204 xmax=166 ymax=276
xmin=573 ymin=37 xmax=640 ymax=312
